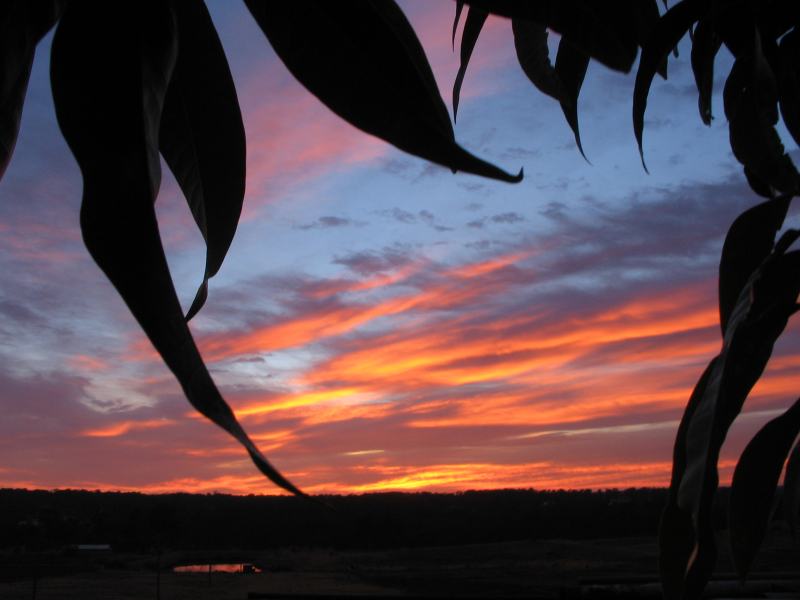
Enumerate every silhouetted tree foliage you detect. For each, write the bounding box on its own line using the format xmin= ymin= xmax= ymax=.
xmin=0 ymin=488 xmax=678 ymax=554
xmin=452 ymin=2 xmax=800 ymax=598
xmin=2 ymin=1 xmax=800 ymax=598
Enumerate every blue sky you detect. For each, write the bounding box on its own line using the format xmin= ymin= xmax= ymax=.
xmin=1 ymin=1 xmax=797 ymax=494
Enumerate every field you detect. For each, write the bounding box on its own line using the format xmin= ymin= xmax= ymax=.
xmin=2 ymin=530 xmax=799 ymax=599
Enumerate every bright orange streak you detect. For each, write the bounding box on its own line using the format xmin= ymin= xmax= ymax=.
xmin=200 ymin=251 xmax=530 ymax=360
xmin=0 ymin=457 xmax=742 ymax=496
xmin=445 ymin=251 xmax=530 ymax=279
xmin=301 ymin=459 xmax=741 ymax=495
xmin=80 ymin=419 xmax=173 ymax=438
xmin=307 ymin=262 xmax=423 ymax=299
xmin=302 ymin=288 xmax=718 ymax=391
xmin=235 ymin=387 xmax=369 ymax=418
xmin=301 ymin=462 xmax=664 ymax=494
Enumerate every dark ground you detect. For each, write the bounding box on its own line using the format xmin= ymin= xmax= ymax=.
xmin=1 ymin=488 xmax=799 ymax=598
xmin=1 ymin=529 xmax=798 ymax=599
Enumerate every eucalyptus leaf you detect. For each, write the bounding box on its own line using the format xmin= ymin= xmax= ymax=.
xmin=452 ymin=0 xmax=464 ymax=50
xmin=0 ymin=0 xmax=64 ymax=181
xmin=777 ymin=29 xmax=800 ymax=148
xmin=554 ymin=38 xmax=590 ymax=160
xmin=632 ymin=0 xmax=668 ymax=78
xmin=659 ymin=358 xmax=716 ymax=600
xmin=634 ymin=0 xmax=706 ymax=170
xmin=463 ymin=0 xmax=639 ymax=72
xmin=159 ymin=0 xmax=246 ymax=321
xmin=677 ymin=245 xmax=800 ymax=595
xmin=50 ymin=0 xmax=304 ymax=497
xmin=512 ymin=19 xmax=561 ymax=102
xmin=718 ymin=196 xmax=790 ymax=335
xmin=785 ymin=441 xmax=800 ymax=539
xmin=729 ymin=398 xmax=800 ymax=580
xmin=246 ymin=0 xmax=522 ymax=183
xmin=724 ymin=34 xmax=800 ymax=195
xmin=691 ymin=17 xmax=722 ymax=125
xmin=453 ymin=6 xmax=487 ymax=122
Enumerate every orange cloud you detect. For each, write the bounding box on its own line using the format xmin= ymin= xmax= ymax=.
xmin=298 ymin=460 xmax=713 ymax=494
xmin=80 ymin=419 xmax=173 ymax=438
xmin=305 ymin=261 xmax=424 ymax=299
xmin=200 ymin=250 xmax=530 ymax=360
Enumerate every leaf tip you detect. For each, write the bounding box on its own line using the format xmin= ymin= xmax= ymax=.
xmin=638 ymin=146 xmax=649 ymax=174
xmin=185 ymin=280 xmax=209 ymax=323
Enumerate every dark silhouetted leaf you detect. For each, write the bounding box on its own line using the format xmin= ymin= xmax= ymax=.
xmin=711 ymin=0 xmax=755 ymax=60
xmin=632 ymin=0 xmax=663 ymax=47
xmin=453 ymin=6 xmax=487 ymax=122
xmin=659 ymin=358 xmax=716 ymax=600
xmin=724 ymin=33 xmax=800 ymax=195
xmin=634 ymin=0 xmax=706 ymax=170
xmin=659 ymin=502 xmax=696 ymax=600
xmin=718 ymin=196 xmax=790 ymax=335
xmin=512 ymin=19 xmax=561 ymax=102
xmin=682 ymin=525 xmax=717 ymax=600
xmin=0 ymin=1 xmax=64 ymax=181
xmin=785 ymin=441 xmax=800 ymax=539
xmin=463 ymin=0 xmax=639 ymax=72
xmin=691 ymin=17 xmax=722 ymax=125
xmin=743 ymin=166 xmax=775 ymax=199
xmin=755 ymin=0 xmax=800 ymax=42
xmin=246 ymin=0 xmax=521 ymax=183
xmin=452 ymin=0 xmax=464 ymax=50
xmin=554 ymin=38 xmax=590 ymax=160
xmin=632 ymin=0 xmax=668 ymax=78
xmin=774 ymin=228 xmax=800 ymax=256
xmin=676 ymin=245 xmax=800 ymax=597
xmin=50 ymin=0 xmax=304 ymax=497
xmin=159 ymin=0 xmax=246 ymax=321
xmin=777 ymin=29 xmax=800 ymax=148
xmin=730 ymin=398 xmax=800 ymax=580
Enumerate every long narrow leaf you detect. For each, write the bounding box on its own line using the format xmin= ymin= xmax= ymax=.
xmin=677 ymin=245 xmax=800 ymax=596
xmin=785 ymin=441 xmax=800 ymax=539
xmin=724 ymin=39 xmax=800 ymax=195
xmin=463 ymin=0 xmax=639 ymax=72
xmin=633 ymin=0 xmax=706 ymax=170
xmin=632 ymin=0 xmax=668 ymax=79
xmin=718 ymin=196 xmax=790 ymax=335
xmin=690 ymin=17 xmax=722 ymax=125
xmin=245 ymin=0 xmax=521 ymax=183
xmin=729 ymin=398 xmax=800 ymax=580
xmin=452 ymin=0 xmax=464 ymax=50
xmin=0 ymin=1 xmax=64 ymax=181
xmin=724 ymin=31 xmax=799 ymax=195
xmin=159 ymin=0 xmax=246 ymax=321
xmin=777 ymin=29 xmax=800 ymax=148
xmin=753 ymin=0 xmax=799 ymax=42
xmin=50 ymin=0 xmax=303 ymax=497
xmin=453 ymin=7 xmax=487 ymax=122
xmin=554 ymin=39 xmax=590 ymax=160
xmin=659 ymin=358 xmax=717 ymax=600
xmin=512 ymin=19 xmax=561 ymax=102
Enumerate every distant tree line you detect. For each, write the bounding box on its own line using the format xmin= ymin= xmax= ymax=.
xmin=0 ymin=487 xmax=737 ymax=553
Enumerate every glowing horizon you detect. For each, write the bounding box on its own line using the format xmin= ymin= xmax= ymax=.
xmin=1 ymin=1 xmax=798 ymax=496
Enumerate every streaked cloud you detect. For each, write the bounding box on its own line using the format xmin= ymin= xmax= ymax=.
xmin=0 ymin=1 xmax=797 ymax=497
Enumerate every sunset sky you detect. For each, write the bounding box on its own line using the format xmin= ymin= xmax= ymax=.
xmin=1 ymin=1 xmax=799 ymax=495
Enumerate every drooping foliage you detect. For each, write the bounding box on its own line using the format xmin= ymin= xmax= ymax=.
xmin=450 ymin=3 xmax=800 ymax=597
xmin=0 ymin=0 xmax=522 ymax=498
xmin=2 ymin=2 xmax=800 ymax=598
